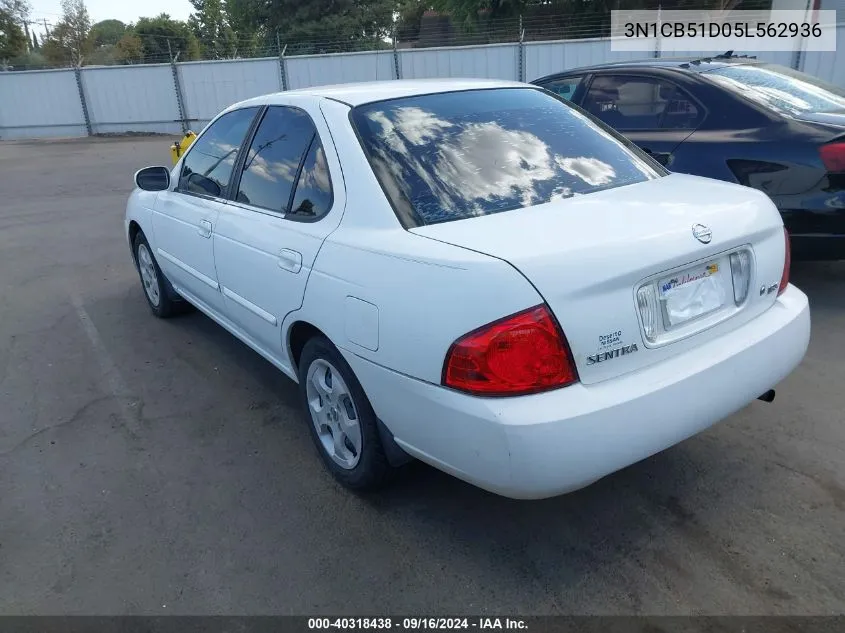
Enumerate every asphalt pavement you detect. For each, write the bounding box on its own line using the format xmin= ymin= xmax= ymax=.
xmin=0 ymin=137 xmax=842 ymax=615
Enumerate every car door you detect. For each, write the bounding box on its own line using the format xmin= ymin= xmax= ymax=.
xmin=212 ymin=103 xmax=343 ymax=360
xmin=152 ymin=106 xmax=260 ymax=314
xmin=581 ymin=73 xmax=703 ymax=168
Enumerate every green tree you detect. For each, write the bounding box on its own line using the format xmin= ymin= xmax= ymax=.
xmin=225 ymin=0 xmax=260 ymax=45
xmin=9 ymin=49 xmax=46 ymax=68
xmin=189 ymin=0 xmax=239 ymax=58
xmin=427 ymin=0 xmax=522 ymax=26
xmin=114 ymin=31 xmax=143 ymax=63
xmin=396 ymin=0 xmax=429 ymax=41
xmin=88 ymin=19 xmax=126 ymax=47
xmin=244 ymin=0 xmax=398 ymax=54
xmin=0 ymin=0 xmax=30 ymax=24
xmin=0 ymin=5 xmax=27 ymax=60
xmin=206 ymin=0 xmax=396 ymax=55
xmin=80 ymin=19 xmax=126 ymax=65
xmin=41 ymin=0 xmax=91 ymax=65
xmin=133 ymin=13 xmax=200 ymax=62
xmin=422 ymin=0 xmax=772 ymax=37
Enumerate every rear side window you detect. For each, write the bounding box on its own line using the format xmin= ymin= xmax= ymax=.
xmin=235 ymin=106 xmax=316 ymax=213
xmin=178 ymin=107 xmax=259 ymax=198
xmin=584 ymin=75 xmax=702 ymax=130
xmin=350 ymin=88 xmax=662 ymax=226
xmin=289 ymin=137 xmax=333 ymax=220
xmin=703 ymin=64 xmax=845 ymax=115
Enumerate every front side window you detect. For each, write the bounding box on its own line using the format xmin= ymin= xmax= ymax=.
xmin=584 ymin=75 xmax=702 ymax=130
xmin=178 ymin=107 xmax=259 ymax=198
xmin=703 ymin=63 xmax=845 ymax=115
xmin=350 ymin=87 xmax=663 ymax=226
xmin=235 ymin=106 xmax=316 ymax=213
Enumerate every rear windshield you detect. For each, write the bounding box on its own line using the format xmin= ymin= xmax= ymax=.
xmin=350 ymin=88 xmax=664 ymax=226
xmin=703 ymin=63 xmax=845 ymax=115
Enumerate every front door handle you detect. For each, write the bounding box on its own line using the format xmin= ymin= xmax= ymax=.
xmin=278 ymin=248 xmax=302 ymax=273
xmin=198 ymin=219 xmax=213 ymax=238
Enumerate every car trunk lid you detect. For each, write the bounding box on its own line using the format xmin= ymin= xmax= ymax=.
xmin=412 ymin=173 xmax=788 ymax=385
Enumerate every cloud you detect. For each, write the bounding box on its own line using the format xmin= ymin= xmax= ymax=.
xmin=435 ymin=121 xmax=557 ymax=207
xmin=555 ymin=156 xmax=616 ymax=186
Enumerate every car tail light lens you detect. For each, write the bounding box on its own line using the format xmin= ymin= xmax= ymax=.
xmin=778 ymin=228 xmax=791 ymax=296
xmin=636 ymin=285 xmax=659 ymax=342
xmin=819 ymin=142 xmax=845 ymax=172
xmin=729 ymin=250 xmax=751 ymax=305
xmin=443 ymin=305 xmax=578 ymax=396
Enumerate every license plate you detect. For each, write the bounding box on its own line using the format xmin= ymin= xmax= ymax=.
xmin=658 ymin=261 xmax=728 ymax=327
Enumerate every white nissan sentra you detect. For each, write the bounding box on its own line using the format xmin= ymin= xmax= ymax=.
xmin=125 ymin=79 xmax=810 ymax=499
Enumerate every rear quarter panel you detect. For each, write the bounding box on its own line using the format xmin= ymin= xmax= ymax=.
xmin=287 ymin=227 xmax=544 ymax=385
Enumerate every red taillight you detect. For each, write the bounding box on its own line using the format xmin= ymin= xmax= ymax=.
xmin=819 ymin=142 xmax=845 ymax=172
xmin=778 ymin=227 xmax=791 ymax=296
xmin=442 ymin=305 xmax=579 ymax=396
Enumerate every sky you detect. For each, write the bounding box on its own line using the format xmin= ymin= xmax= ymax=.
xmin=28 ymin=0 xmax=194 ymax=35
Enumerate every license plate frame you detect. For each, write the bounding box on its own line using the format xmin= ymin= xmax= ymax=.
xmin=657 ymin=260 xmax=728 ymax=329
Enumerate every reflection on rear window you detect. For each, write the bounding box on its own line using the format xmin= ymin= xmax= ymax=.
xmin=350 ymin=88 xmax=663 ymax=226
xmin=704 ymin=64 xmax=845 ymax=115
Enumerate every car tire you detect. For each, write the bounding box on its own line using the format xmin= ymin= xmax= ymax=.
xmin=298 ymin=335 xmax=394 ymax=491
xmin=133 ymin=231 xmax=189 ymax=318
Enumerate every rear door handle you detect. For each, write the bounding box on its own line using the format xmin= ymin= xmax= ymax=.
xmin=278 ymin=248 xmax=302 ymax=273
xmin=198 ymin=219 xmax=213 ymax=238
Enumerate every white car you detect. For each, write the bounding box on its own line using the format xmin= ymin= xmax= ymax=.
xmin=125 ymin=78 xmax=810 ymax=499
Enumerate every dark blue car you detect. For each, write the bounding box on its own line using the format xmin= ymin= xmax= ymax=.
xmin=532 ymin=56 xmax=845 ymax=260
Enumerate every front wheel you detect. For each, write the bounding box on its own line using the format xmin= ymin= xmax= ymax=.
xmin=133 ymin=232 xmax=183 ymax=318
xmin=298 ymin=336 xmax=394 ymax=491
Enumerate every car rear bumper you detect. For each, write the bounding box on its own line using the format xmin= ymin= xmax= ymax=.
xmin=342 ymin=286 xmax=810 ymax=499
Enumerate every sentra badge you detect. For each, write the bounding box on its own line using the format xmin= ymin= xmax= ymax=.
xmin=587 ymin=343 xmax=639 ymax=365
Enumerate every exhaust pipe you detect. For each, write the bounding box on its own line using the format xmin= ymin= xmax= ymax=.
xmin=757 ymin=389 xmax=776 ymax=403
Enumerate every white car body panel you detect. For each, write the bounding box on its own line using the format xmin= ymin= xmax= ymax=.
xmin=125 ymin=79 xmax=811 ymax=499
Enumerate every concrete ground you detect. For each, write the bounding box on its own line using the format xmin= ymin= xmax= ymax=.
xmin=0 ymin=137 xmax=842 ymax=616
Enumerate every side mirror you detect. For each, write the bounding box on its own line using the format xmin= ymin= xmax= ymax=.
xmin=135 ymin=166 xmax=171 ymax=192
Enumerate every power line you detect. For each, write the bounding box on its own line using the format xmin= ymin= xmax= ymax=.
xmin=28 ymin=8 xmax=63 ymax=17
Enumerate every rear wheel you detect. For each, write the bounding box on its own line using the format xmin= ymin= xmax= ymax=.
xmin=298 ymin=336 xmax=394 ymax=491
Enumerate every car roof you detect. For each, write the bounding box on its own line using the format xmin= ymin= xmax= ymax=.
xmin=532 ymin=55 xmax=764 ymax=82
xmin=261 ymin=78 xmax=529 ymax=107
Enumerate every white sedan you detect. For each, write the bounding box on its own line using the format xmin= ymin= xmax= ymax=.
xmin=125 ymin=78 xmax=810 ymax=499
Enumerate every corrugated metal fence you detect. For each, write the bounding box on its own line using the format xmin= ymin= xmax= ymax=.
xmin=2 ymin=28 xmax=844 ymax=140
